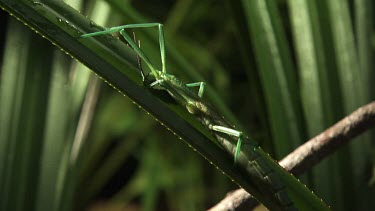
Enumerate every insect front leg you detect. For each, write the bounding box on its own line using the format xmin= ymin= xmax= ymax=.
xmin=186 ymin=82 xmax=206 ymax=97
xmin=81 ymin=23 xmax=166 ymax=78
xmin=210 ymin=125 xmax=243 ymax=163
xmin=115 ymin=23 xmax=167 ymax=73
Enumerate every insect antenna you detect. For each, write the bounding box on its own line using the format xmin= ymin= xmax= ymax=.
xmin=131 ymin=32 xmax=154 ymax=86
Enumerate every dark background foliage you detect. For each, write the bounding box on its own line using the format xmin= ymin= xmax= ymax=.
xmin=0 ymin=0 xmax=374 ymax=210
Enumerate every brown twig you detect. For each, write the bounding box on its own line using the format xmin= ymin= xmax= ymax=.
xmin=209 ymin=101 xmax=375 ymax=211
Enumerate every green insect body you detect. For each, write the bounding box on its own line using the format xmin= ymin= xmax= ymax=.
xmin=81 ymin=23 xmax=297 ymax=210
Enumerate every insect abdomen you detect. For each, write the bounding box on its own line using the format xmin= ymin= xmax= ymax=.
xmin=199 ymin=114 xmax=296 ymax=210
xmin=243 ymin=147 xmax=296 ymax=210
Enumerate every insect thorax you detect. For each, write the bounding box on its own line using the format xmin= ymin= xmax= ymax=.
xmin=162 ymin=74 xmax=184 ymax=87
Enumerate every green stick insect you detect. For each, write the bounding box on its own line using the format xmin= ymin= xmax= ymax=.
xmin=81 ymin=23 xmax=296 ymax=210
xmin=82 ymin=23 xmax=245 ymax=160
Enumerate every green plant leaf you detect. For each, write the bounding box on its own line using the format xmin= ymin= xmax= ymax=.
xmin=0 ymin=0 xmax=329 ymax=210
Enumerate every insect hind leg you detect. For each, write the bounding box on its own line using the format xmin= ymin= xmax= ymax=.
xmin=210 ymin=125 xmax=243 ymax=163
